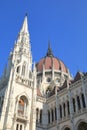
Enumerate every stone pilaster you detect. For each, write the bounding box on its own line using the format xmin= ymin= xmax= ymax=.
xmin=67 ymin=81 xmax=75 ymax=130
xmin=81 ymin=77 xmax=87 ymax=108
xmin=56 ymin=94 xmax=60 ymax=130
xmin=75 ymin=96 xmax=78 ymax=113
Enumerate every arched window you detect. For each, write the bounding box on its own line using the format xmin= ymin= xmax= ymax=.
xmin=20 ymin=125 xmax=22 ymax=130
xmin=16 ymin=124 xmax=24 ymax=130
xmin=18 ymin=99 xmax=25 ymax=115
xmin=16 ymin=124 xmax=19 ymax=130
xmin=81 ymin=93 xmax=86 ymax=108
xmin=51 ymin=109 xmax=54 ymax=122
xmin=77 ymin=96 xmax=81 ymax=110
xmin=72 ymin=98 xmax=76 ymax=112
xmin=67 ymin=101 xmax=70 ymax=115
xmin=48 ymin=110 xmax=50 ymax=124
xmin=17 ymin=66 xmax=20 ymax=73
xmin=47 ymin=77 xmax=51 ymax=82
xmin=64 ymin=127 xmax=71 ymax=130
xmin=40 ymin=109 xmax=42 ymax=124
xmin=55 ymin=107 xmax=57 ymax=120
xmin=78 ymin=122 xmax=87 ymax=130
xmin=36 ymin=108 xmax=39 ymax=123
xmin=18 ymin=96 xmax=28 ymax=117
xmin=63 ymin=103 xmax=66 ymax=117
xmin=46 ymin=88 xmax=51 ymax=98
xmin=59 ymin=105 xmax=62 ymax=118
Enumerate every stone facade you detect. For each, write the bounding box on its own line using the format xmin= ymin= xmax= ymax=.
xmin=0 ymin=15 xmax=87 ymax=130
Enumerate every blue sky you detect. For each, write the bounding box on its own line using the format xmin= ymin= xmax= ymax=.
xmin=0 ymin=0 xmax=87 ymax=77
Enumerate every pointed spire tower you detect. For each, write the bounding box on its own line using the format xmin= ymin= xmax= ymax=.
xmin=7 ymin=14 xmax=32 ymax=78
xmin=17 ymin=14 xmax=30 ymax=47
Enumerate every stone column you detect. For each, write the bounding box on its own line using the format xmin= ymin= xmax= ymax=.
xmin=13 ymin=118 xmax=17 ymax=130
xmin=65 ymin=101 xmax=68 ymax=117
xmin=26 ymin=121 xmax=30 ymax=130
xmin=62 ymin=103 xmax=64 ymax=118
xmin=38 ymin=110 xmax=40 ymax=123
xmin=56 ymin=94 xmax=60 ymax=130
xmin=42 ymin=64 xmax=45 ymax=83
xmin=24 ymin=103 xmax=26 ymax=116
xmin=50 ymin=110 xmax=52 ymax=124
xmin=52 ymin=62 xmax=54 ymax=80
xmin=26 ymin=103 xmax=29 ymax=119
xmin=68 ymin=89 xmax=75 ymax=130
xmin=53 ymin=108 xmax=55 ymax=122
xmin=16 ymin=100 xmax=19 ymax=115
xmin=75 ymin=96 xmax=78 ymax=113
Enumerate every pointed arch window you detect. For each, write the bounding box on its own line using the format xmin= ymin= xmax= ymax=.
xmin=20 ymin=125 xmax=22 ymax=130
xmin=40 ymin=109 xmax=42 ymax=124
xmin=81 ymin=93 xmax=86 ymax=108
xmin=16 ymin=124 xmax=23 ymax=130
xmin=59 ymin=105 xmax=62 ymax=118
xmin=16 ymin=124 xmax=19 ymax=130
xmin=55 ymin=107 xmax=57 ymax=120
xmin=67 ymin=101 xmax=70 ymax=115
xmin=18 ymin=98 xmax=25 ymax=115
xmin=17 ymin=66 xmax=20 ymax=73
xmin=77 ymin=96 xmax=81 ymax=110
xmin=48 ymin=110 xmax=50 ymax=124
xmin=36 ymin=108 xmax=39 ymax=123
xmin=51 ymin=109 xmax=54 ymax=122
xmin=17 ymin=96 xmax=28 ymax=117
xmin=63 ymin=103 xmax=66 ymax=117
xmin=72 ymin=98 xmax=76 ymax=112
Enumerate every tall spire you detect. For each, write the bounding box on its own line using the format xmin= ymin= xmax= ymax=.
xmin=20 ymin=14 xmax=29 ymax=34
xmin=46 ymin=41 xmax=54 ymax=57
xmin=17 ymin=14 xmax=30 ymax=44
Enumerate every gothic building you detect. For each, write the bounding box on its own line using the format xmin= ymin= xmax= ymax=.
xmin=0 ymin=15 xmax=87 ymax=130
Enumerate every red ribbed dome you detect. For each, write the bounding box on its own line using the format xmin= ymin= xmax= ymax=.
xmin=36 ymin=56 xmax=68 ymax=73
xmin=36 ymin=43 xmax=68 ymax=73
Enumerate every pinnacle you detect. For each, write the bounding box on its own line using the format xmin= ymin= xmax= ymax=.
xmin=46 ymin=41 xmax=54 ymax=57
